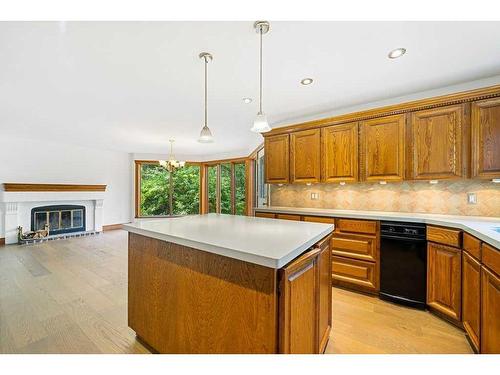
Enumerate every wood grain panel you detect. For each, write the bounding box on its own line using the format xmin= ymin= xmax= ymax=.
xmin=302 ymin=216 xmax=335 ymax=224
xmin=255 ymin=212 xmax=276 ymax=219
xmin=128 ymin=233 xmax=278 ymax=354
xmin=410 ymin=104 xmax=466 ymax=180
xmin=427 ymin=242 xmax=462 ymax=322
xmin=264 ymin=134 xmax=289 ymax=184
xmin=321 ymin=122 xmax=359 ymax=183
xmin=290 ymin=128 xmax=321 ymax=183
xmin=359 ymin=114 xmax=405 ymax=182
xmin=482 ymin=243 xmax=500 ymax=276
xmin=331 ymin=234 xmax=377 ymax=262
xmin=102 ymin=224 xmax=124 ymax=231
xmin=3 ymin=183 xmax=107 ymax=192
xmin=471 ymin=98 xmax=500 ymax=179
xmin=427 ymin=225 xmax=462 ymax=248
xmin=276 ymin=214 xmax=301 ymax=221
xmin=332 ymin=256 xmax=378 ymax=293
xmin=336 ymin=218 xmax=378 ymax=235
xmin=462 ymin=232 xmax=482 ymax=261
xmin=462 ymin=251 xmax=481 ymax=352
xmin=279 ymin=247 xmax=320 ymax=354
xmin=481 ymin=266 xmax=500 ymax=354
xmin=0 ymin=237 xmax=5 ymax=246
xmin=316 ymin=236 xmax=332 ymax=353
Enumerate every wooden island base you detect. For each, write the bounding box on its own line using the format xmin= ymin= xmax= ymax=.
xmin=128 ymin=232 xmax=332 ymax=354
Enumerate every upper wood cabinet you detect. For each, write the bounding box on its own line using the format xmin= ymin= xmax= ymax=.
xmin=360 ymin=114 xmax=405 ymax=182
xmin=410 ymin=104 xmax=467 ymax=180
xmin=290 ymin=129 xmax=321 ymax=183
xmin=427 ymin=242 xmax=462 ymax=322
xmin=471 ymin=98 xmax=500 ymax=179
xmin=265 ymin=134 xmax=289 ymax=184
xmin=321 ymin=122 xmax=359 ymax=183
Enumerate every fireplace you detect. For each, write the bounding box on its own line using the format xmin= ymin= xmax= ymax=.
xmin=31 ymin=205 xmax=86 ymax=235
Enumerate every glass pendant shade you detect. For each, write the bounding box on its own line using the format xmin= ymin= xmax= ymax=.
xmin=251 ymin=112 xmax=271 ymax=133
xmin=198 ymin=125 xmax=214 ymax=143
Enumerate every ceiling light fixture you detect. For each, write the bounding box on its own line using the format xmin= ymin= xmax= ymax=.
xmin=251 ymin=21 xmax=271 ymax=133
xmin=388 ymin=48 xmax=406 ymax=59
xmin=301 ymin=78 xmax=313 ymax=85
xmin=159 ymin=139 xmax=185 ymax=172
xmin=198 ymin=52 xmax=214 ymax=143
xmin=243 ymin=97 xmax=253 ymax=104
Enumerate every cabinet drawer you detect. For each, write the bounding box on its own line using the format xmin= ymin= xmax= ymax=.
xmin=463 ymin=232 xmax=482 ymax=261
xmin=276 ymin=214 xmax=301 ymax=221
xmin=482 ymin=243 xmax=500 ymax=276
xmin=427 ymin=225 xmax=462 ymax=247
xmin=332 ymin=256 xmax=378 ymax=292
xmin=336 ymin=219 xmax=378 ymax=235
xmin=303 ymin=216 xmax=335 ymax=225
xmin=331 ymin=234 xmax=377 ymax=262
xmin=255 ymin=212 xmax=276 ymax=219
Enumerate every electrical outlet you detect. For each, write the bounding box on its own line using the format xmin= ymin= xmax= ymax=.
xmin=467 ymin=193 xmax=477 ymax=204
xmin=311 ymin=193 xmax=319 ymax=200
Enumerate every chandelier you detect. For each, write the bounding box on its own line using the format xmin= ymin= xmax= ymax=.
xmin=159 ymin=139 xmax=185 ymax=172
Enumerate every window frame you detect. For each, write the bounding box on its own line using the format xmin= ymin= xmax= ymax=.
xmin=134 ymin=160 xmax=201 ymax=218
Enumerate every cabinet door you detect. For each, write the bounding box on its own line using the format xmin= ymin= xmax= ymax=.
xmin=290 ymin=129 xmax=321 ymax=183
xmin=471 ymin=98 xmax=500 ymax=179
xmin=481 ymin=266 xmax=500 ymax=354
xmin=316 ymin=236 xmax=332 ymax=353
xmin=265 ymin=134 xmax=289 ymax=184
xmin=410 ymin=104 xmax=466 ymax=180
xmin=332 ymin=255 xmax=378 ymax=293
xmin=321 ymin=122 xmax=359 ymax=183
xmin=360 ymin=114 xmax=405 ymax=181
xmin=427 ymin=242 xmax=462 ymax=321
xmin=462 ymin=251 xmax=481 ymax=352
xmin=279 ymin=247 xmax=320 ymax=354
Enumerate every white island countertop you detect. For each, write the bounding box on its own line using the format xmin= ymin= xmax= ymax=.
xmin=123 ymin=214 xmax=334 ymax=268
xmin=255 ymin=206 xmax=500 ymax=249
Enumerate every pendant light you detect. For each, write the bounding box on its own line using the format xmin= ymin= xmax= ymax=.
xmin=198 ymin=52 xmax=214 ymax=143
xmin=251 ymin=21 xmax=271 ymax=133
xmin=159 ymin=139 xmax=185 ymax=172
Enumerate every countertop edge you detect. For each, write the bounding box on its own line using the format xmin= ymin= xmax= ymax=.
xmin=255 ymin=207 xmax=500 ymax=249
xmin=123 ymin=223 xmax=334 ymax=269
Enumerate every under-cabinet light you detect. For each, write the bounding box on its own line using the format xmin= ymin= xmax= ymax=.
xmin=492 ymin=179 xmax=500 ymax=183
xmin=379 ymin=181 xmax=387 ymax=185
xmin=429 ymin=180 xmax=439 ymax=184
xmin=339 ymin=181 xmax=346 ymax=186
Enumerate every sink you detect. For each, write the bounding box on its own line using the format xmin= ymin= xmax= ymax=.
xmin=492 ymin=227 xmax=500 ymax=233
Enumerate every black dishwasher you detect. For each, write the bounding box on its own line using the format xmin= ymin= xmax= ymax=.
xmin=380 ymin=221 xmax=427 ymax=309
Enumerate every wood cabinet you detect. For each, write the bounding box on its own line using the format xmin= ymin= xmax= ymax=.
xmin=481 ymin=266 xmax=500 ymax=354
xmin=410 ymin=104 xmax=467 ymax=180
xmin=290 ymin=129 xmax=321 ymax=183
xmin=427 ymin=225 xmax=462 ymax=248
xmin=321 ymin=122 xmax=359 ymax=183
xmin=276 ymin=213 xmax=301 ymax=221
xmin=279 ymin=247 xmax=320 ymax=354
xmin=316 ymin=236 xmax=332 ymax=353
xmin=255 ymin=212 xmax=276 ymax=219
xmin=427 ymin=242 xmax=462 ymax=322
xmin=360 ymin=114 xmax=405 ymax=182
xmin=463 ymin=232 xmax=482 ymax=261
xmin=471 ymin=98 xmax=500 ymax=179
xmin=462 ymin=251 xmax=481 ymax=352
xmin=332 ymin=256 xmax=378 ymax=292
xmin=265 ymin=134 xmax=289 ymax=184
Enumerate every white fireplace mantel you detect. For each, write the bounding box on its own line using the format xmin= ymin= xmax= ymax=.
xmin=0 ymin=190 xmax=105 ymax=244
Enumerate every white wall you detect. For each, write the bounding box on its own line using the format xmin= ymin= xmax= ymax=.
xmin=0 ymin=135 xmax=132 ymax=237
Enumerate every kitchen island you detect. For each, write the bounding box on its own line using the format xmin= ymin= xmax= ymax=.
xmin=123 ymin=214 xmax=334 ymax=354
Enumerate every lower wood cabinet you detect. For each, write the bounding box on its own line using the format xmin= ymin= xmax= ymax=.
xmin=481 ymin=266 xmax=500 ymax=354
xmin=331 ymin=234 xmax=377 ymax=262
xmin=276 ymin=213 xmax=301 ymax=221
xmin=279 ymin=236 xmax=332 ymax=354
xmin=427 ymin=242 xmax=462 ymax=322
xmin=255 ymin=212 xmax=276 ymax=219
xmin=331 ymin=255 xmax=378 ymax=293
xmin=462 ymin=251 xmax=481 ymax=352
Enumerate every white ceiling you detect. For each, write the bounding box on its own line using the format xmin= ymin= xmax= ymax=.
xmin=1 ymin=21 xmax=500 ymax=158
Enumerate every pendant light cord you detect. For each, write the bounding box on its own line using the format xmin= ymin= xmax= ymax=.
xmin=259 ymin=27 xmax=263 ymax=114
xmin=204 ymin=57 xmax=208 ymax=127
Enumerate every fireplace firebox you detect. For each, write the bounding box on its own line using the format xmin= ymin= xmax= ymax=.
xmin=31 ymin=205 xmax=86 ymax=235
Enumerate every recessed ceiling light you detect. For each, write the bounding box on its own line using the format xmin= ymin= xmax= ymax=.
xmin=388 ymin=48 xmax=406 ymax=59
xmin=242 ymin=98 xmax=253 ymax=104
xmin=300 ymin=78 xmax=314 ymax=85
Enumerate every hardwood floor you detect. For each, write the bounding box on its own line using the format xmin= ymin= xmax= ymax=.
xmin=0 ymin=230 xmax=472 ymax=354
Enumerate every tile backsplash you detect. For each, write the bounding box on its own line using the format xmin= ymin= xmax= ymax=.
xmin=270 ymin=180 xmax=500 ymax=217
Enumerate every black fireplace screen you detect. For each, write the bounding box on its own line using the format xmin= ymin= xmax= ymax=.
xmin=31 ymin=205 xmax=86 ymax=235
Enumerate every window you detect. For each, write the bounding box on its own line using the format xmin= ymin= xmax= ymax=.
xmin=255 ymin=147 xmax=268 ymax=207
xmin=135 ymin=161 xmax=200 ymax=217
xmin=203 ymin=160 xmax=247 ymax=216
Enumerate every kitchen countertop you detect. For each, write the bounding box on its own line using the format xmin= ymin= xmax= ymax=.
xmin=255 ymin=206 xmax=500 ymax=249
xmin=123 ymin=213 xmax=334 ymax=268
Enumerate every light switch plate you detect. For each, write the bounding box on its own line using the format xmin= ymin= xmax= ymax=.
xmin=467 ymin=193 xmax=477 ymax=204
